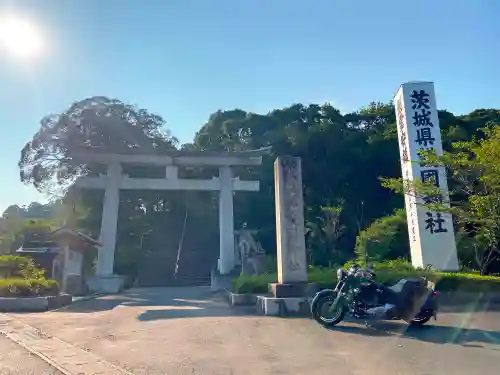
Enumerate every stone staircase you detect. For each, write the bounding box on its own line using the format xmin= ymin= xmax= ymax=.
xmin=136 ymin=231 xmax=218 ymax=287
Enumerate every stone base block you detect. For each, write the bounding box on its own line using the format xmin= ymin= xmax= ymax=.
xmin=269 ymin=282 xmax=319 ymax=298
xmin=0 ymin=294 xmax=72 ymax=312
xmin=85 ymin=275 xmax=125 ymax=294
xmin=256 ymin=295 xmax=312 ymax=317
xmin=228 ymin=292 xmax=258 ymax=307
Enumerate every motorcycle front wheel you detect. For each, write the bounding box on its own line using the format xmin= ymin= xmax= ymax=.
xmin=311 ymin=292 xmax=346 ymax=327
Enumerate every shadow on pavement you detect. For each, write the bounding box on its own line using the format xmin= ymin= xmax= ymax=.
xmin=137 ymin=304 xmax=256 ymax=321
xmin=51 ymin=286 xmax=257 ymax=320
xmin=327 ymin=320 xmax=500 ymax=348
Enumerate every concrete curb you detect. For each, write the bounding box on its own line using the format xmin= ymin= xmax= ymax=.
xmin=47 ymin=293 xmax=105 ymax=313
xmin=0 ymin=294 xmax=72 ymax=313
xmin=0 ymin=314 xmax=134 ymax=375
xmin=72 ymin=292 xmax=104 ymax=303
xmin=0 ymin=329 xmax=73 ymax=375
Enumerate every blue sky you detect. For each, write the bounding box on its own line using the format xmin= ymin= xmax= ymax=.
xmin=0 ymin=0 xmax=498 ymax=212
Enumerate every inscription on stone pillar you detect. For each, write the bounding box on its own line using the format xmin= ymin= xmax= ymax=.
xmin=274 ymin=157 xmax=307 ymax=284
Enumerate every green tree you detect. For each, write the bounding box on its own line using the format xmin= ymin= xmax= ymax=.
xmin=382 ymin=124 xmax=500 ymax=274
xmin=19 ymin=96 xmax=178 ymax=194
xmin=306 ymin=202 xmax=346 ymax=266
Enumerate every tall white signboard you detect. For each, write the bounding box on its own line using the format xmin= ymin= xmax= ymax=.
xmin=394 ymin=82 xmax=459 ymax=271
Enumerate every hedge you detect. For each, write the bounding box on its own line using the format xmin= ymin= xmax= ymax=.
xmin=231 ymin=261 xmax=500 ymax=294
xmin=0 ymin=278 xmax=60 ymax=297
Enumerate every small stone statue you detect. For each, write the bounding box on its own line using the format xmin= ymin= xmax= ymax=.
xmin=235 ymin=223 xmax=266 ymax=276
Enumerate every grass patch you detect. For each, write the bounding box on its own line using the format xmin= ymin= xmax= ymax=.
xmin=232 ymin=260 xmax=500 ymax=294
xmin=0 ymin=278 xmax=60 ymax=297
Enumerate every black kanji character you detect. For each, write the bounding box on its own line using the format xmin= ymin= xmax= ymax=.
xmin=398 ymin=117 xmax=405 ymax=131
xmin=410 ymin=216 xmax=417 ymax=241
xmin=421 ymin=169 xmax=440 ymax=187
xmin=399 ymin=131 xmax=409 ymax=162
xmin=401 ymin=147 xmax=409 ymax=162
xmin=411 ymin=90 xmax=430 ymax=110
xmin=425 ymin=212 xmax=447 ymax=234
xmin=400 ymin=130 xmax=407 ymax=144
xmin=412 ymin=109 xmax=433 ymax=127
xmin=415 ymin=128 xmax=435 ymax=147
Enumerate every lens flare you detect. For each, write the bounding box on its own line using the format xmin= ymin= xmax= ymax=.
xmin=0 ymin=14 xmax=45 ymax=59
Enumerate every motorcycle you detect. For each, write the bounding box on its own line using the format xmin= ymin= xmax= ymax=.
xmin=310 ymin=263 xmax=438 ymax=327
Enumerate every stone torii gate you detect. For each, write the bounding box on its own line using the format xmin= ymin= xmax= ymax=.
xmin=74 ymin=147 xmax=270 ymax=293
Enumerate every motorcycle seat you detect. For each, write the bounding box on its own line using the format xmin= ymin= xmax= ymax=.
xmin=387 ymin=280 xmax=406 ymax=294
xmin=387 ymin=279 xmax=424 ymax=295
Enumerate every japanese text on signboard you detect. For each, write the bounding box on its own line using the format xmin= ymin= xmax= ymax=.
xmin=396 ymin=97 xmax=409 ymax=163
xmin=410 ymin=89 xmax=447 ymax=235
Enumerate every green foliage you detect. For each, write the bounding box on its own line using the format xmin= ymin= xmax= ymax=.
xmin=231 ymin=261 xmax=500 ymax=294
xmin=382 ymin=124 xmax=500 ymax=274
xmin=232 ymin=273 xmax=274 ymax=294
xmin=0 ymin=216 xmax=56 ymax=255
xmin=368 ymin=259 xmax=417 ymax=272
xmin=355 ymin=209 xmax=409 ymax=263
xmin=0 ymin=278 xmax=59 ymax=297
xmin=19 ymin=96 xmax=178 ymax=194
xmin=0 ymin=255 xmax=46 ymax=279
xmin=306 ymin=202 xmax=347 ymax=265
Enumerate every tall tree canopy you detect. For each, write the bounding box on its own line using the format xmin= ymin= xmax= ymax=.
xmin=19 ymin=96 xmax=178 ymax=194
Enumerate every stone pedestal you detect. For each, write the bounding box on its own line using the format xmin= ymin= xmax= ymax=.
xmin=256 ymin=295 xmax=312 ymax=317
xmin=85 ymin=275 xmax=125 ymax=294
xmin=269 ymin=282 xmax=318 ymax=298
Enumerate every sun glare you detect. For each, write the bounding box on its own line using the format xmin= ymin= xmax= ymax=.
xmin=0 ymin=14 xmax=44 ymax=59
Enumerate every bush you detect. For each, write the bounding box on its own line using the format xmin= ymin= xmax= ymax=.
xmin=0 ymin=278 xmax=59 ymax=297
xmin=232 ymin=273 xmax=274 ymax=294
xmin=231 ymin=260 xmax=500 ymax=294
xmin=231 ymin=267 xmax=341 ymax=294
xmin=355 ymin=209 xmax=410 ymax=262
xmin=370 ymin=259 xmax=418 ymax=272
xmin=0 ymin=255 xmax=45 ymax=279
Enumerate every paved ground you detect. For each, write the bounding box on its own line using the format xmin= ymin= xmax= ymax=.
xmin=0 ymin=334 xmax=62 ymax=375
xmin=4 ymin=287 xmax=500 ymax=375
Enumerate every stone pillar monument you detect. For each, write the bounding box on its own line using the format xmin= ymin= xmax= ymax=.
xmin=256 ymin=156 xmax=313 ymax=316
xmin=393 ymin=81 xmax=459 ymax=271
xmin=274 ymin=156 xmax=308 ymax=284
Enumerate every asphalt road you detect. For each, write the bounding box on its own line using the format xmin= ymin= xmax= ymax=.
xmin=6 ymin=287 xmax=500 ymax=375
xmin=0 ymin=334 xmax=62 ymax=375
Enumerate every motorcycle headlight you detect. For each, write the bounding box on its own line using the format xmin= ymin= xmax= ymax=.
xmin=337 ymin=268 xmax=346 ymax=280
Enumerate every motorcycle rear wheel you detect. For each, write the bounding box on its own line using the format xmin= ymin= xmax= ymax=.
xmin=312 ymin=293 xmax=345 ymax=327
